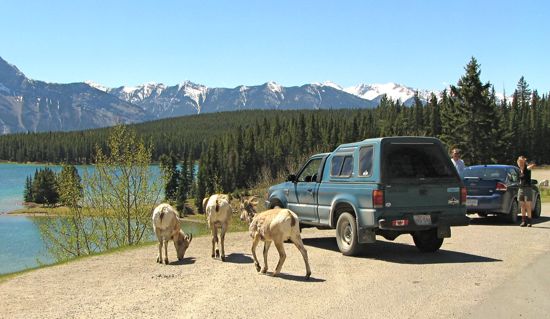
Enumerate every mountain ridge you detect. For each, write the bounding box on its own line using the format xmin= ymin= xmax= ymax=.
xmin=0 ymin=56 xmax=455 ymax=134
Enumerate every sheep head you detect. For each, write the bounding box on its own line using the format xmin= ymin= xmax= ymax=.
xmin=239 ymin=196 xmax=259 ymax=224
xmin=174 ymin=231 xmax=192 ymax=261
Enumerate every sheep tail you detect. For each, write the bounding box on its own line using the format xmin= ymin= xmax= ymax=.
xmin=289 ymin=212 xmax=296 ymax=227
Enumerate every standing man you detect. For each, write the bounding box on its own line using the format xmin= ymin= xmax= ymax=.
xmin=451 ymin=148 xmax=466 ymax=176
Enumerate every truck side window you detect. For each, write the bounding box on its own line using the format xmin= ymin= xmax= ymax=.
xmin=340 ymin=156 xmax=353 ymax=176
xmin=359 ymin=146 xmax=374 ymax=177
xmin=331 ymin=155 xmax=353 ymax=177
xmin=297 ymin=158 xmax=322 ymax=182
xmin=331 ymin=156 xmax=344 ymax=176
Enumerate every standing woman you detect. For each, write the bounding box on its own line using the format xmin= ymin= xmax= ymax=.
xmin=517 ymin=156 xmax=536 ymax=227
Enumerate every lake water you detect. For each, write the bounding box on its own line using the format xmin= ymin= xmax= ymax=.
xmin=0 ymin=163 xmax=204 ymax=275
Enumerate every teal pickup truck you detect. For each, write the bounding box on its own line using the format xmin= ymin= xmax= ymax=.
xmin=265 ymin=137 xmax=470 ymax=255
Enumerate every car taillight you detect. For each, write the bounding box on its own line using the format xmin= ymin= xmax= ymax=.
xmin=460 ymin=187 xmax=467 ymax=204
xmin=496 ymin=182 xmax=507 ymax=191
xmin=373 ymin=190 xmax=384 ymax=208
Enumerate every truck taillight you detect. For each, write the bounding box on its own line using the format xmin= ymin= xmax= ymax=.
xmin=391 ymin=219 xmax=409 ymax=227
xmin=460 ymin=187 xmax=467 ymax=204
xmin=373 ymin=190 xmax=384 ymax=208
xmin=496 ymin=182 xmax=507 ymax=192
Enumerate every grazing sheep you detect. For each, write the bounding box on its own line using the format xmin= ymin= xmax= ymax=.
xmin=203 ymin=194 xmax=232 ymax=261
xmin=240 ymin=197 xmax=311 ymax=279
xmin=152 ymin=203 xmax=193 ymax=264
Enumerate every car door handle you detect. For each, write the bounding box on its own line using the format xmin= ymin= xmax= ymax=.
xmin=307 ymin=188 xmax=313 ymax=192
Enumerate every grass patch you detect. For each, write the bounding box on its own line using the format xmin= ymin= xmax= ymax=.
xmin=8 ymin=205 xmax=70 ymax=216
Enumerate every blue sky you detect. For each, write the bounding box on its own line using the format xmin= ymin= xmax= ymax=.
xmin=1 ymin=0 xmax=548 ymax=92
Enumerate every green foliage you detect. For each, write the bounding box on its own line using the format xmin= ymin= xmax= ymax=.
xmin=57 ymin=164 xmax=83 ymax=207
xmin=34 ymin=125 xmax=164 ymax=262
xmin=86 ymin=125 xmax=162 ymax=246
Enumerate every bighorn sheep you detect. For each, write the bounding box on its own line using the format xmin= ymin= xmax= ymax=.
xmin=240 ymin=197 xmax=311 ymax=279
xmin=152 ymin=203 xmax=193 ymax=264
xmin=203 ymin=194 xmax=232 ymax=261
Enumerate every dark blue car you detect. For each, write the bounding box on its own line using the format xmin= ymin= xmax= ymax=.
xmin=463 ymin=165 xmax=541 ymax=223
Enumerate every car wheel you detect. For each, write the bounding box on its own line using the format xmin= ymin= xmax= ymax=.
xmin=412 ymin=229 xmax=443 ymax=252
xmin=507 ymin=199 xmax=519 ymax=224
xmin=533 ymin=196 xmax=541 ymax=219
xmin=336 ymin=212 xmax=361 ymax=256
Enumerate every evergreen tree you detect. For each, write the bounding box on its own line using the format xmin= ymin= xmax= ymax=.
xmin=442 ymin=57 xmax=496 ymax=164
xmin=24 ymin=175 xmax=33 ymax=203
xmin=159 ymin=154 xmax=179 ymax=202
xmin=32 ymin=167 xmax=59 ymax=205
xmin=176 ymin=156 xmax=191 ymax=213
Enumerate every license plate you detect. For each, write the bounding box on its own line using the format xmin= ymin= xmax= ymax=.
xmin=466 ymin=199 xmax=478 ymax=207
xmin=413 ymin=214 xmax=432 ymax=225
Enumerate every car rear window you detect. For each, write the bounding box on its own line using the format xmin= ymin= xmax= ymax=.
xmin=463 ymin=167 xmax=507 ymax=181
xmin=382 ymin=143 xmax=457 ymax=182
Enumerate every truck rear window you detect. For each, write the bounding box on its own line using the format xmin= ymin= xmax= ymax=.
xmin=382 ymin=143 xmax=456 ymax=182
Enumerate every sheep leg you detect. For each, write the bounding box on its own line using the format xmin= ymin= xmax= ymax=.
xmin=272 ymin=240 xmax=286 ymax=277
xmin=251 ymin=234 xmax=261 ymax=272
xmin=163 ymin=239 xmax=169 ymax=264
xmin=211 ymin=226 xmax=218 ymax=258
xmin=220 ymin=222 xmax=227 ymax=262
xmin=261 ymin=241 xmax=271 ymax=274
xmin=291 ymin=235 xmax=311 ymax=279
xmin=157 ymin=239 xmax=163 ymax=263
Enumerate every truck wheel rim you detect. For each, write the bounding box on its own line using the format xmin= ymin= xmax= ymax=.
xmin=342 ymin=222 xmax=352 ymax=246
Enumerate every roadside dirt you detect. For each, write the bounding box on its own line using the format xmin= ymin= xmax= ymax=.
xmin=1 ymin=204 xmax=549 ymax=318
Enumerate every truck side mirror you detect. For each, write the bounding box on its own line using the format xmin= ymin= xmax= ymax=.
xmin=287 ymin=174 xmax=296 ymax=182
xmin=531 ymin=179 xmax=538 ymax=186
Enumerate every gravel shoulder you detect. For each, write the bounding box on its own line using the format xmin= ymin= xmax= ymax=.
xmin=1 ymin=204 xmax=549 ymax=319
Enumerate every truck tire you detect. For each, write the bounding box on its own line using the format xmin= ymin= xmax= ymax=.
xmin=507 ymin=199 xmax=519 ymax=224
xmin=412 ymin=229 xmax=443 ymax=252
xmin=533 ymin=196 xmax=541 ymax=219
xmin=336 ymin=212 xmax=361 ymax=256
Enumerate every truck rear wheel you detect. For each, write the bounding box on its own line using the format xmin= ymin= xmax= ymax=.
xmin=412 ymin=229 xmax=443 ymax=252
xmin=336 ymin=212 xmax=361 ymax=256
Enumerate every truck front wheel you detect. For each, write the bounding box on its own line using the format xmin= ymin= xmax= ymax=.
xmin=336 ymin=212 xmax=361 ymax=256
xmin=412 ymin=229 xmax=443 ymax=252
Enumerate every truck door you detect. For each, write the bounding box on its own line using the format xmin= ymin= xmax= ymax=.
xmin=288 ymin=157 xmax=323 ymax=223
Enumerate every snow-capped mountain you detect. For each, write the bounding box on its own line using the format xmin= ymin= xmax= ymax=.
xmin=3 ymin=56 xmax=512 ymax=135
xmin=104 ymin=81 xmax=375 ymax=119
xmin=344 ymin=82 xmax=435 ymax=106
xmin=0 ymin=57 xmax=145 ymax=135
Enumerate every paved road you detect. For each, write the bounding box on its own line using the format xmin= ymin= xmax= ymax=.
xmin=1 ymin=204 xmax=549 ymax=318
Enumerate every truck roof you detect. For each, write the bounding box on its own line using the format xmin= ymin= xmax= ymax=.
xmin=335 ymin=136 xmax=442 ymax=150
